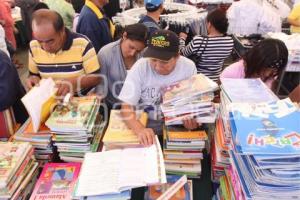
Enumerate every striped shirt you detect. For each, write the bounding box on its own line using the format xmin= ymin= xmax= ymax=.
xmin=29 ymin=29 xmax=100 ymax=80
xmin=180 ymin=35 xmax=234 ymax=82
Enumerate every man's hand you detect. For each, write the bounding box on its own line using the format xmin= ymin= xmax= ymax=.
xmin=182 ymin=118 xmax=200 ymax=130
xmin=26 ymin=76 xmax=41 ymax=90
xmin=135 ymin=127 xmax=156 ymax=146
xmin=55 ymin=80 xmax=74 ymax=97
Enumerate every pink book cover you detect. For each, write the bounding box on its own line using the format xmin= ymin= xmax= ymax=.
xmin=30 ymin=163 xmax=81 ymax=200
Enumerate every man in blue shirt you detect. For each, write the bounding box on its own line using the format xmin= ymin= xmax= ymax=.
xmin=139 ymin=0 xmax=163 ymax=37
xmin=76 ymin=0 xmax=115 ymax=52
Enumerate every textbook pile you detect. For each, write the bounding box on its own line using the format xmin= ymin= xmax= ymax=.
xmin=161 ymin=73 xmax=218 ymax=126
xmin=45 ymin=96 xmax=105 ymax=162
xmin=0 ymin=142 xmax=39 ymax=200
xmin=163 ymin=125 xmax=207 ymax=178
xmin=211 ymin=78 xmax=278 ymax=183
xmin=216 ymin=98 xmax=300 ymax=200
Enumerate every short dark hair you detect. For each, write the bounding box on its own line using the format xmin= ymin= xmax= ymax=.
xmin=206 ymin=9 xmax=229 ymax=34
xmin=243 ymin=38 xmax=288 ymax=78
xmin=123 ymin=23 xmax=148 ymax=44
xmin=32 ymin=9 xmax=65 ymax=33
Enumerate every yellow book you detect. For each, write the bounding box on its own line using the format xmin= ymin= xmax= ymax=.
xmin=167 ymin=126 xmax=208 ymax=141
xmin=21 ymin=78 xmax=57 ymax=132
xmin=103 ymin=110 xmax=147 ymax=144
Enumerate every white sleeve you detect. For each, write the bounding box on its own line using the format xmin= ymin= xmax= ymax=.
xmin=118 ymin=61 xmax=143 ymax=106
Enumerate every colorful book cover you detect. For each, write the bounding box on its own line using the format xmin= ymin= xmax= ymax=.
xmin=30 ymin=162 xmax=81 ymax=200
xmin=162 ymin=74 xmax=218 ymax=104
xmin=103 ymin=110 xmax=147 ymax=143
xmin=230 ymin=98 xmax=300 ymax=154
xmin=46 ymin=96 xmax=97 ymax=130
xmin=145 ymin=175 xmax=192 ymax=200
xmin=0 ymin=142 xmax=32 ymax=189
xmin=167 ymin=125 xmax=208 ymax=141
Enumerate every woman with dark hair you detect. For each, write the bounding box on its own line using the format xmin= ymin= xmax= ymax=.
xmin=220 ymin=38 xmax=288 ymax=90
xmin=179 ymin=8 xmax=234 ymax=82
xmin=95 ymin=23 xmax=148 ymax=110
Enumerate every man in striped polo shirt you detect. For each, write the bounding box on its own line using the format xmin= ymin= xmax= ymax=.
xmin=26 ymin=9 xmax=101 ymax=97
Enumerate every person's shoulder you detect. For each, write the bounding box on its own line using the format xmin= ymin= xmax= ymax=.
xmin=29 ymin=40 xmax=41 ymax=52
xmin=99 ymin=40 xmax=120 ymax=55
xmin=177 ymin=56 xmax=196 ymax=67
xmin=71 ymin=32 xmax=92 ymax=46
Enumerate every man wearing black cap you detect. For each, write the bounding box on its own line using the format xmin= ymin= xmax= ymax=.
xmin=119 ymin=30 xmax=198 ymax=146
xmin=139 ymin=0 xmax=164 ymax=37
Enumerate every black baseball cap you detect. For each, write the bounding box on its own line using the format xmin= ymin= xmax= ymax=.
xmin=144 ymin=30 xmax=179 ymax=61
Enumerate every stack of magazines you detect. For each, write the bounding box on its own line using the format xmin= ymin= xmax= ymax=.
xmin=12 ymin=119 xmax=54 ymax=165
xmin=163 ymin=125 xmax=207 ymax=178
xmin=0 ymin=142 xmax=39 ymax=200
xmin=45 ymin=96 xmax=105 ymax=162
xmin=211 ymin=78 xmax=279 ymax=183
xmin=215 ymin=98 xmax=300 ymax=200
xmin=161 ymin=74 xmax=218 ymax=125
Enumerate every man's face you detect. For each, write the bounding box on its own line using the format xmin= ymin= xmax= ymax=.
xmin=32 ymin=22 xmax=64 ymax=54
xmin=150 ymin=56 xmax=178 ymax=75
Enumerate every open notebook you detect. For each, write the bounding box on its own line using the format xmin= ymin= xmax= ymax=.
xmin=21 ymin=78 xmax=57 ymax=133
xmin=74 ymin=136 xmax=166 ymax=197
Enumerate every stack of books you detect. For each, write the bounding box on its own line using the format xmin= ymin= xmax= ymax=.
xmin=30 ymin=162 xmax=81 ymax=200
xmin=0 ymin=142 xmax=39 ymax=200
xmin=215 ymin=98 xmax=300 ymax=200
xmin=211 ymin=78 xmax=279 ymax=183
xmin=74 ymin=136 xmax=166 ymax=199
xmin=45 ymin=96 xmax=105 ymax=162
xmin=163 ymin=125 xmax=207 ymax=178
xmin=102 ymin=110 xmax=147 ymax=150
xmin=12 ymin=119 xmax=54 ymax=165
xmin=161 ymin=74 xmax=218 ymax=126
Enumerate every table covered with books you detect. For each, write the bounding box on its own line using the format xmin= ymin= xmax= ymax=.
xmin=1 ymin=74 xmax=300 ymax=200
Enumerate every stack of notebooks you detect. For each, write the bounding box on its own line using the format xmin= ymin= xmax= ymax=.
xmin=45 ymin=96 xmax=105 ymax=162
xmin=215 ymin=98 xmax=300 ymax=200
xmin=163 ymin=125 xmax=207 ymax=178
xmin=161 ymin=73 xmax=218 ymax=126
xmin=211 ymin=78 xmax=279 ymax=183
xmin=73 ymin=136 xmax=166 ymax=199
xmin=30 ymin=162 xmax=81 ymax=200
xmin=0 ymin=142 xmax=39 ymax=200
xmin=102 ymin=110 xmax=147 ymax=150
xmin=12 ymin=119 xmax=54 ymax=165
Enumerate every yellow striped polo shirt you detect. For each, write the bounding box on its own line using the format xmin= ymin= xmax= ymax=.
xmin=28 ymin=29 xmax=100 ymax=79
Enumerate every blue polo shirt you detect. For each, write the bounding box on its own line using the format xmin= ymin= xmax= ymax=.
xmin=77 ymin=5 xmax=113 ymax=52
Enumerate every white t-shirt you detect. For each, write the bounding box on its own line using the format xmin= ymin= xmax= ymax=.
xmin=118 ymin=56 xmax=197 ymax=120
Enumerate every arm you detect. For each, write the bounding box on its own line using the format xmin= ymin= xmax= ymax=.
xmin=287 ymin=17 xmax=300 ymax=27
xmin=121 ymin=103 xmax=155 ymax=146
xmin=179 ymin=35 xmax=201 ymax=57
xmin=26 ymin=47 xmax=41 ymax=89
